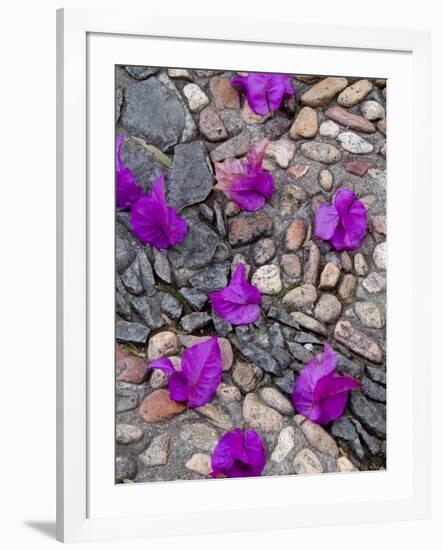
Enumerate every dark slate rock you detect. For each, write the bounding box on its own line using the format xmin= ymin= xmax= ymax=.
xmin=331 ymin=417 xmax=364 ymax=459
xmin=116 ymin=319 xmax=150 ymax=344
xmin=349 ymin=392 xmax=386 ymax=438
xmin=116 ymin=292 xmax=132 ymax=321
xmin=267 ymin=307 xmax=301 ymax=329
xmin=181 ymin=312 xmax=212 ymax=333
xmin=116 ymin=455 xmax=137 ymax=482
xmin=131 ymin=296 xmax=165 ymax=330
xmin=213 ymin=242 xmax=231 ymax=262
xmin=116 ymin=389 xmax=138 ymax=413
xmin=234 ymin=332 xmax=282 ymax=376
xmin=115 ymin=210 xmax=132 ymax=232
xmin=274 ymin=370 xmax=295 ymax=395
xmin=116 ymin=87 xmax=124 ymax=122
xmin=268 ymin=323 xmax=285 ymax=348
xmin=189 ymin=262 xmax=230 ymax=292
xmin=294 ymin=331 xmax=322 ymax=345
xmin=362 ymin=376 xmax=386 ymax=402
xmin=212 ymin=309 xmax=232 ymax=337
xmin=138 ymin=251 xmax=156 ymax=296
xmin=213 ymin=201 xmax=226 ymax=237
xmin=168 ymin=219 xmax=219 ymax=269
xmin=121 ymin=77 xmax=185 ymax=152
xmin=351 ymin=418 xmax=381 ymax=456
xmin=336 ymin=353 xmax=364 ymax=378
xmin=199 ymin=203 xmax=214 ymax=223
xmin=167 ymin=142 xmax=213 ymax=211
xmin=121 ymin=259 xmax=143 ymax=295
xmin=271 ymin=346 xmax=292 ymax=369
xmin=158 ymin=292 xmax=183 ymax=320
xmin=287 ymin=342 xmax=313 ymax=363
xmin=179 ymin=287 xmax=208 ymax=311
xmin=124 ymin=66 xmax=159 ymax=80
xmin=120 ymin=137 xmax=165 ymax=193
xmin=116 ymin=227 xmax=136 ymax=274
xmin=153 ymin=249 xmax=172 ymax=283
xmin=366 ymin=366 xmax=386 ymax=385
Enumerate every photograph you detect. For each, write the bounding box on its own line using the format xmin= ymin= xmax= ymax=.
xmin=114 ymin=65 xmax=387 ymax=484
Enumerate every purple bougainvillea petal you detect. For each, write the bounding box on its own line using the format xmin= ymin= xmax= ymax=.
xmin=168 ymin=371 xmax=190 ymax=403
xmin=247 ymin=139 xmax=269 ymax=172
xmin=314 ymin=188 xmax=367 ymax=251
xmin=209 ymin=264 xmax=261 ymax=325
xmin=116 ymin=133 xmax=142 ymax=210
xmin=130 ymin=174 xmax=188 ymax=249
xmin=292 ymin=343 xmax=360 ymax=425
xmin=180 ymin=337 xmax=222 ymax=408
xmin=210 ymin=428 xmax=266 ymax=478
xmin=232 ymin=73 xmax=269 ymax=116
xmin=266 ymin=74 xmax=295 ymax=111
xmin=242 ymin=429 xmax=267 ymax=475
xmin=226 ymin=172 xmax=274 ymax=211
xmin=231 ymin=73 xmax=295 ymax=116
xmin=314 ymin=203 xmax=340 ymax=240
xmin=146 ymin=357 xmax=176 ymax=375
xmin=313 ymin=374 xmax=362 ymax=424
xmin=213 ymin=140 xmax=274 ymax=212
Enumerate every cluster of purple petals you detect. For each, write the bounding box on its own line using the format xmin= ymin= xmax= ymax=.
xmin=292 ymin=343 xmax=361 ymax=425
xmin=214 ymin=140 xmax=274 ymax=212
xmin=116 ymin=134 xmax=187 ymax=249
xmin=147 ymin=337 xmax=222 ymax=408
xmin=210 ymin=428 xmax=266 ymax=478
xmin=231 ymin=72 xmax=295 ymax=116
xmin=314 ymin=188 xmax=367 ymax=252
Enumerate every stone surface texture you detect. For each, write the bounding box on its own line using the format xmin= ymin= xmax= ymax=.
xmin=116 ymin=67 xmax=387 ymax=482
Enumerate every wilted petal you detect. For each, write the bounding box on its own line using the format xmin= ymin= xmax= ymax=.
xmin=209 ymin=264 xmax=261 ymax=325
xmin=116 ymin=133 xmax=142 ymax=210
xmin=213 ymin=141 xmax=274 ymax=211
xmin=211 ymin=428 xmax=266 ymax=478
xmin=227 ymin=173 xmax=274 ymax=211
xmin=180 ymin=337 xmax=222 ymax=408
xmin=247 ymin=139 xmax=269 ymax=172
xmin=130 ymin=174 xmax=188 ymax=248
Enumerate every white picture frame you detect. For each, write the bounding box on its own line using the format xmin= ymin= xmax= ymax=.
xmin=56 ymin=6 xmax=431 ymax=543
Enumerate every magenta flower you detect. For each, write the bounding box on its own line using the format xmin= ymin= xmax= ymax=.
xmin=209 ymin=264 xmax=261 ymax=325
xmin=116 ymin=134 xmax=143 ymax=210
xmin=147 ymin=337 xmax=222 ymax=408
xmin=214 ymin=140 xmax=274 ymax=211
xmin=292 ymin=343 xmax=361 ymax=425
xmin=210 ymin=428 xmax=266 ymax=478
xmin=314 ymin=188 xmax=367 ymax=251
xmin=231 ymin=72 xmax=295 ymax=116
xmin=131 ymin=174 xmax=188 ymax=249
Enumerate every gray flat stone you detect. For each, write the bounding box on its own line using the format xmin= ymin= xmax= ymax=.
xmin=121 ymin=77 xmax=186 ymax=152
xmin=167 ymin=142 xmax=214 ymax=211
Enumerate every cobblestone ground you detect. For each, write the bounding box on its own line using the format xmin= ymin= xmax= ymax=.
xmin=115 ymin=66 xmax=387 ymax=483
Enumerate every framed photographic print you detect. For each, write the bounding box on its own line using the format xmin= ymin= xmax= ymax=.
xmin=56 ymin=6 xmax=431 ymax=543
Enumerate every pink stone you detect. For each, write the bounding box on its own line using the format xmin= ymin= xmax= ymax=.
xmin=116 ymin=345 xmax=146 ymax=384
xmin=325 ymin=106 xmax=376 ymax=133
xmin=346 ymin=160 xmax=374 ymax=176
